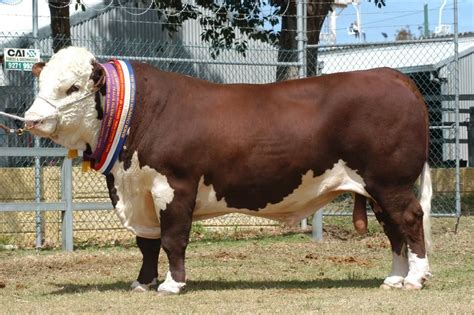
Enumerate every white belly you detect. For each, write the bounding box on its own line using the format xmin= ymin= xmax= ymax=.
xmin=193 ymin=159 xmax=371 ymax=225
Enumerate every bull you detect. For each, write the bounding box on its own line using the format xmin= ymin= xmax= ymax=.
xmin=24 ymin=46 xmax=432 ymax=294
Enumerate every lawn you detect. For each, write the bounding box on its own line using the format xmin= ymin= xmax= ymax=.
xmin=0 ymin=217 xmax=472 ymax=314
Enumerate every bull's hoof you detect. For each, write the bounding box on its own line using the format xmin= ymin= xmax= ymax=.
xmin=380 ymin=283 xmax=394 ymax=290
xmin=403 ymin=272 xmax=431 ymax=290
xmin=380 ymin=275 xmax=404 ymax=290
xmin=157 ymin=289 xmax=181 ymax=296
xmin=157 ymin=271 xmax=186 ymax=295
xmin=403 ymin=282 xmax=422 ymax=290
xmin=380 ymin=282 xmax=403 ymax=290
xmin=130 ymin=278 xmax=157 ymax=292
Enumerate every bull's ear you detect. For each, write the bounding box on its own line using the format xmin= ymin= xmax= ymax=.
xmin=32 ymin=62 xmax=45 ymax=77
xmin=90 ymin=61 xmax=106 ymax=90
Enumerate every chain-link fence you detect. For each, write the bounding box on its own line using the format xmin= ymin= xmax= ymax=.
xmin=1 ymin=1 xmax=471 ymax=249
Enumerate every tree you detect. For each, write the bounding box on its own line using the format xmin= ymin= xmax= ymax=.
xmin=49 ymin=1 xmax=385 ymax=79
xmin=151 ymin=0 xmax=332 ymax=80
xmin=395 ymin=26 xmax=415 ymax=41
xmin=274 ymin=1 xmax=333 ymax=79
xmin=48 ymin=0 xmax=73 ymax=53
xmin=150 ymin=0 xmax=385 ymax=80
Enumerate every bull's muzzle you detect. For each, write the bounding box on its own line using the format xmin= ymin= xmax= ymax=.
xmin=24 ymin=99 xmax=58 ymax=137
xmin=25 ymin=120 xmax=40 ymax=130
xmin=23 ymin=118 xmax=58 ymax=137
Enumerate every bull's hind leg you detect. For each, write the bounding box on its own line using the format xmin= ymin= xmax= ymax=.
xmin=131 ymin=237 xmax=161 ymax=292
xmin=370 ymin=201 xmax=408 ymax=289
xmin=372 ymin=190 xmax=430 ymax=290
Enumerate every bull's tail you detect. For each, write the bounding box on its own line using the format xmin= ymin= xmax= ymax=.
xmin=419 ymin=162 xmax=433 ymax=252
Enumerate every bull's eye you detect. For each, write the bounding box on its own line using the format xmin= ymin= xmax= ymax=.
xmin=66 ymin=84 xmax=80 ymax=95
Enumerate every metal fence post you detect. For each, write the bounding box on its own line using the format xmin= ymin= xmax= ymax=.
xmin=296 ymin=0 xmax=307 ymax=79
xmin=297 ymin=0 xmax=308 ymax=230
xmin=453 ymin=0 xmax=462 ymax=232
xmin=32 ymin=0 xmax=44 ymax=249
xmin=61 ymin=158 xmax=74 ymax=251
xmin=312 ymin=209 xmax=323 ymax=241
xmin=469 ymin=107 xmax=474 ymax=167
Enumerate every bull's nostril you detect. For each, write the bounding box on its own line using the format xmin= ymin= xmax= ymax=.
xmin=25 ymin=121 xmax=40 ymax=129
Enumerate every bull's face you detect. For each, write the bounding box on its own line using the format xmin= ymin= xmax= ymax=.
xmin=25 ymin=46 xmax=104 ymax=150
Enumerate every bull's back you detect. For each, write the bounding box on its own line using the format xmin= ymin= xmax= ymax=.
xmin=196 ymin=68 xmax=427 ymax=176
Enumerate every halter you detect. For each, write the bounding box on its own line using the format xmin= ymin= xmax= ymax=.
xmin=0 ymin=90 xmax=97 ymax=124
xmin=36 ymin=90 xmax=97 ymax=111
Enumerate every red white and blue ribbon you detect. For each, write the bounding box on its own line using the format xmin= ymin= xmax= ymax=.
xmin=84 ymin=60 xmax=136 ymax=175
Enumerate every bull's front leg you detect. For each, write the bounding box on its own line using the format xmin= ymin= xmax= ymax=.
xmin=131 ymin=237 xmax=161 ymax=292
xmin=156 ymin=185 xmax=196 ymax=295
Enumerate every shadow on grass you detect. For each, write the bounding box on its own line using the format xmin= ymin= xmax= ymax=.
xmin=186 ymin=278 xmax=382 ymax=290
xmin=49 ymin=278 xmax=382 ymax=295
xmin=49 ymin=281 xmax=131 ymax=295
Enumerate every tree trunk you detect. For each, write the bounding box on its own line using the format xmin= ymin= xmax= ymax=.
xmin=276 ymin=0 xmax=298 ymax=81
xmin=276 ymin=0 xmax=332 ymax=81
xmin=48 ymin=0 xmax=72 ymax=53
xmin=306 ymin=1 xmax=332 ymax=77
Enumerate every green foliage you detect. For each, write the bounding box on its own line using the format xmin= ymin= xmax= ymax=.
xmin=368 ymin=0 xmax=386 ymax=8
xmin=70 ymin=1 xmax=386 ymax=59
xmin=74 ymin=0 xmax=85 ymax=12
xmin=158 ymin=1 xmax=281 ymax=58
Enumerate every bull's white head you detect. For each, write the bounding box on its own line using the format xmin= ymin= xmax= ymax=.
xmin=25 ymin=46 xmax=105 ymax=150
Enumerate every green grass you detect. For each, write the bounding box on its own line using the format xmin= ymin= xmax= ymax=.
xmin=0 ymin=217 xmax=472 ymax=314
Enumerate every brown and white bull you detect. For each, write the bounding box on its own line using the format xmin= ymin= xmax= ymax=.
xmin=25 ymin=47 xmax=432 ymax=294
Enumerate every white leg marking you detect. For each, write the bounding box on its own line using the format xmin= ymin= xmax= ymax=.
xmin=157 ymin=271 xmax=186 ymax=295
xmin=404 ymin=246 xmax=431 ymax=289
xmin=130 ymin=278 xmax=157 ymax=292
xmin=419 ymin=162 xmax=433 ymax=251
xmin=383 ymin=250 xmax=409 ymax=289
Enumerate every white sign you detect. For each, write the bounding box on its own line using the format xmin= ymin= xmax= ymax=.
xmin=3 ymin=48 xmax=40 ymax=71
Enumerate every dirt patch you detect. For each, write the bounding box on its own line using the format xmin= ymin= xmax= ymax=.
xmin=304 ymin=253 xmax=319 ymax=260
xmin=365 ymin=238 xmax=390 ymax=249
xmin=323 ymin=225 xmax=358 ymax=240
xmin=327 ymin=256 xmax=372 ymax=266
xmin=214 ymin=251 xmax=248 ymax=261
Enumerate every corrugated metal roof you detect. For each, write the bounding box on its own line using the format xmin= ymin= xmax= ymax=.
xmin=318 ymin=36 xmax=474 ymax=74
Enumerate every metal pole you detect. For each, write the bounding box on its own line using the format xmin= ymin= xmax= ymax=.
xmin=303 ymin=0 xmax=307 ymax=73
xmin=312 ymin=209 xmax=323 ymax=241
xmin=32 ymin=0 xmax=44 ymax=249
xmin=297 ymin=0 xmax=308 ymax=229
xmin=424 ymin=3 xmax=430 ymax=37
xmin=469 ymin=107 xmax=474 ymax=167
xmin=296 ymin=0 xmax=306 ymax=79
xmin=61 ymin=158 xmax=74 ymax=251
xmin=453 ymin=0 xmax=462 ymax=232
